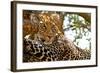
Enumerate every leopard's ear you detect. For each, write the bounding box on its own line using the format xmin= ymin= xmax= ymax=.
xmin=30 ymin=13 xmax=40 ymax=25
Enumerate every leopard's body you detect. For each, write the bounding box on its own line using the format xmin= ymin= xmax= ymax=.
xmin=23 ymin=36 xmax=90 ymax=62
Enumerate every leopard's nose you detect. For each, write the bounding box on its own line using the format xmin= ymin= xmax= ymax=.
xmin=48 ymin=36 xmax=52 ymax=39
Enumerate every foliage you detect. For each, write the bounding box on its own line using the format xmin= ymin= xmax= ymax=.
xmin=63 ymin=13 xmax=91 ymax=49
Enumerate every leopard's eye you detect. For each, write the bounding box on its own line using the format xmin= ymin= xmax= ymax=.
xmin=40 ymin=23 xmax=46 ymax=30
xmin=39 ymin=23 xmax=47 ymax=32
xmin=43 ymin=25 xmax=46 ymax=29
xmin=51 ymin=26 xmax=56 ymax=33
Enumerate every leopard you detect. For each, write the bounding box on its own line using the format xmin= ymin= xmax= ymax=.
xmin=23 ymin=12 xmax=91 ymax=62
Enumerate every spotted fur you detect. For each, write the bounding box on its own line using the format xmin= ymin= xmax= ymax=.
xmin=23 ymin=36 xmax=91 ymax=62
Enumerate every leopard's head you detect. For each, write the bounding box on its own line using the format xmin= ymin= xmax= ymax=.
xmin=37 ymin=12 xmax=64 ymax=44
